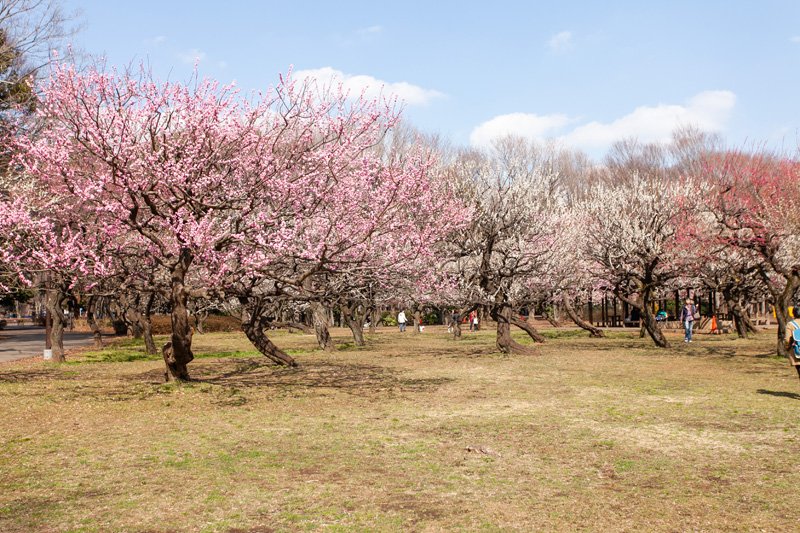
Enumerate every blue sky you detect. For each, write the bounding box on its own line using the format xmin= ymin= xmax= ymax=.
xmin=63 ymin=0 xmax=800 ymax=158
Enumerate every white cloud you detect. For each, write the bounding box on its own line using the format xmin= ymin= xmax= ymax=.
xmin=470 ymin=113 xmax=573 ymax=148
xmin=357 ymin=25 xmax=383 ymax=36
xmin=292 ymin=67 xmax=445 ymax=106
xmin=791 ymin=35 xmax=800 ymax=43
xmin=564 ymin=90 xmax=736 ymax=150
xmin=548 ymin=31 xmax=573 ymax=53
xmin=144 ymin=35 xmax=167 ymax=47
xmin=469 ymin=90 xmax=737 ymax=154
xmin=177 ymin=48 xmax=207 ymax=64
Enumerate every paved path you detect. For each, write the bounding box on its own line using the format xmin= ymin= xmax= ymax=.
xmin=0 ymin=326 xmax=96 ymax=362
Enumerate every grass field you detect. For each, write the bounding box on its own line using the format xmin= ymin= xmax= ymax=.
xmin=1 ymin=326 xmax=799 ymax=532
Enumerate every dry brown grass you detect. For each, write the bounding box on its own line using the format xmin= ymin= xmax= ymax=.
xmin=1 ymin=326 xmax=799 ymax=532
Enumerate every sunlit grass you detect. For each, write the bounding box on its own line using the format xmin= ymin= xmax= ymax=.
xmin=0 ymin=325 xmax=798 ymax=531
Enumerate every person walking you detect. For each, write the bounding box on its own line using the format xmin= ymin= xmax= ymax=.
xmin=472 ymin=312 xmax=479 ymax=332
xmin=679 ymin=298 xmax=698 ymax=343
xmin=468 ymin=311 xmax=475 ymax=331
xmin=397 ymin=310 xmax=407 ymax=332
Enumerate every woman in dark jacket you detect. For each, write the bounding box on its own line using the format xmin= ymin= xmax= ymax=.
xmin=679 ymin=299 xmax=697 ymax=343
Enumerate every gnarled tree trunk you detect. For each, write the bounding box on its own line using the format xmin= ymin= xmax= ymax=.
xmin=495 ymin=303 xmax=536 ymax=355
xmin=164 ymin=250 xmax=194 ymax=381
xmin=542 ymin=305 xmax=561 ymax=328
xmin=561 ymin=296 xmax=604 ymax=338
xmin=238 ymin=297 xmax=298 ymax=366
xmin=510 ymin=315 xmax=546 ymax=343
xmin=723 ymin=288 xmax=756 ymax=339
xmin=639 ymin=291 xmax=668 ymax=348
xmin=138 ymin=293 xmax=157 ymax=355
xmin=310 ymin=302 xmax=335 ymax=351
xmin=340 ymin=302 xmax=367 ymax=346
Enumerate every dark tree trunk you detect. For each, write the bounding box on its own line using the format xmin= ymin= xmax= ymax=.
xmin=614 ymin=284 xmax=668 ymax=348
xmin=238 ymin=297 xmax=298 ymax=366
xmin=369 ymin=308 xmax=380 ymax=333
xmin=310 ymin=302 xmax=335 ymax=351
xmin=341 ymin=303 xmax=367 ymax=346
xmin=741 ymin=307 xmax=759 ymax=334
xmin=775 ymin=300 xmax=791 ymax=359
xmin=121 ymin=293 xmax=143 ymax=338
xmin=723 ymin=289 xmax=751 ymax=339
xmin=241 ymin=320 xmax=298 ymax=367
xmin=44 ymin=289 xmax=68 ymax=362
xmin=451 ymin=313 xmax=462 ymax=339
xmin=164 ymin=250 xmax=194 ymax=381
xmin=562 ymin=296 xmax=604 ymax=338
xmin=640 ymin=294 xmax=669 ymax=348
xmin=272 ymin=320 xmax=313 ymax=334
xmin=194 ymin=310 xmax=209 ymax=334
xmin=542 ymin=305 xmax=561 ymax=328
xmin=757 ymin=267 xmax=799 ymax=359
xmin=86 ymin=296 xmax=103 ymax=349
xmin=495 ymin=304 xmax=536 ymax=355
xmin=510 ymin=315 xmax=546 ymax=343
xmin=140 ymin=293 xmax=157 ymax=355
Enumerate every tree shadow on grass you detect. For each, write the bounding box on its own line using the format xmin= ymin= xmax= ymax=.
xmin=0 ymin=367 xmax=63 ymax=383
xmin=756 ymin=389 xmax=800 ymax=400
xmin=131 ymin=358 xmax=455 ymax=396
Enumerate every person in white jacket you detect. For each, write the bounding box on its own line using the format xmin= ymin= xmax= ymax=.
xmin=397 ymin=310 xmax=407 ymax=332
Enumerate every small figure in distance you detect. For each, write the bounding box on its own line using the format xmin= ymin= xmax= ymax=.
xmin=679 ymin=298 xmax=698 ymax=343
xmin=397 ymin=309 xmax=407 ymax=332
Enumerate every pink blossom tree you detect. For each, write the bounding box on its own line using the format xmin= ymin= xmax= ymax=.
xmin=702 ymin=150 xmax=800 ymax=363
xmin=17 ymin=63 xmax=413 ymax=379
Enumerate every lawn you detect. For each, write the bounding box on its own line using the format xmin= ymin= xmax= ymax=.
xmin=1 ymin=326 xmax=799 ymax=532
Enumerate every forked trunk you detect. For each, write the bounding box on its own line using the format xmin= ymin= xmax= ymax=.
xmin=341 ymin=303 xmax=366 ymax=346
xmin=310 ymin=302 xmax=335 ymax=351
xmin=347 ymin=319 xmax=365 ymax=346
xmin=496 ymin=304 xmax=536 ymax=355
xmin=194 ymin=311 xmax=209 ymax=334
xmin=561 ymin=296 xmax=604 ymax=338
xmin=509 ymin=315 xmax=546 ymax=343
